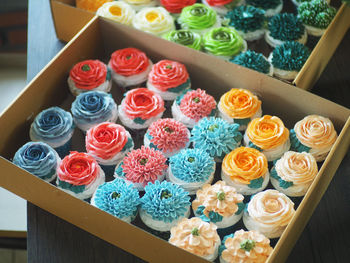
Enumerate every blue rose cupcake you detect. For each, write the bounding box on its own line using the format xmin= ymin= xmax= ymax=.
xmin=13 ymin=141 xmax=60 ymax=182
xmin=71 ymin=91 xmax=118 ymax=132
xmin=29 ymin=107 xmax=75 ymax=158
xmin=140 ymin=180 xmax=191 ymax=232
xmin=167 ymin=148 xmax=216 ymax=195
xmin=91 ymin=179 xmax=140 ymax=223
xmin=191 ymin=117 xmax=242 ymax=162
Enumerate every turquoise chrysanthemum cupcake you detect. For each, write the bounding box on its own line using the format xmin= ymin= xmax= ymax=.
xmin=230 ymin=51 xmax=272 ymax=75
xmin=245 ymin=0 xmax=283 ymax=17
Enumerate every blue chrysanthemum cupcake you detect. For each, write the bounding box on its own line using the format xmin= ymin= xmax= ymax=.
xmin=29 ymin=107 xmax=75 ymax=158
xmin=91 ymin=179 xmax=140 ymax=223
xmin=167 ymin=148 xmax=216 ymax=194
xmin=230 ymin=51 xmax=273 ymax=76
xmin=191 ymin=117 xmax=242 ymax=162
xmin=140 ymin=180 xmax=191 ymax=232
xmin=71 ymin=91 xmax=118 ymax=132
xmin=13 ymin=141 xmax=60 ymax=182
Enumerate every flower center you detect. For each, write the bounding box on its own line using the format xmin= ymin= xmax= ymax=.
xmin=139 ymin=158 xmax=148 ymax=165
xmin=109 ymin=6 xmax=122 ymax=16
xmin=240 ymin=239 xmax=256 ymax=252
xmin=217 ymin=191 xmax=225 ymax=201
xmin=146 ymin=11 xmax=158 ymax=22
xmin=208 ymin=124 xmax=219 ymax=131
xmin=188 ymin=157 xmax=195 ymax=163
xmin=190 ymin=7 xmax=206 ymax=16
xmin=126 ymin=55 xmax=132 ymax=60
xmin=192 ymin=97 xmax=200 ymax=103
xmin=164 ymin=126 xmax=174 ymax=133
xmin=110 ymin=192 xmax=121 ymax=199
xmin=82 ymin=64 xmax=90 ymax=71
xmin=191 ymin=227 xmax=199 ymax=236
xmin=165 ymin=64 xmax=172 ymax=69
xmin=160 ymin=189 xmax=172 ymax=199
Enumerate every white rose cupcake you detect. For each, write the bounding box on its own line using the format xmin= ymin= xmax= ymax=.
xmin=96 ymin=1 xmax=135 ymax=25
xmin=243 ymin=189 xmax=295 ymax=238
xmin=120 ymin=0 xmax=157 ymax=11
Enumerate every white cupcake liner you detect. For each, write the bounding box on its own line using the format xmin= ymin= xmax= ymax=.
xmin=146 ymin=81 xmax=191 ymax=101
xmin=268 ymin=52 xmax=299 ymax=80
xmin=304 ymin=24 xmax=326 ymax=37
xmin=67 ymin=76 xmax=112 ymax=97
xmin=265 ymin=29 xmax=307 ymax=48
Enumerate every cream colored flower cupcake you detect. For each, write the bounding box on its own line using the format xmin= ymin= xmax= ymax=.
xmin=290 ymin=115 xmax=338 ymax=162
xmin=169 ymin=217 xmax=221 ymax=261
xmin=120 ymin=0 xmax=157 ymax=11
xmin=96 ymin=1 xmax=135 ymax=25
xmin=132 ymin=7 xmax=175 ymax=36
xmin=243 ymin=189 xmax=295 ymax=238
xmin=270 ymin=151 xmax=318 ymax=197
xmin=219 ymin=230 xmax=273 ymax=263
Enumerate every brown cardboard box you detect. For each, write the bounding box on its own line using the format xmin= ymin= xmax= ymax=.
xmin=50 ymin=0 xmax=350 ymax=91
xmin=1 ymin=16 xmax=350 ymax=262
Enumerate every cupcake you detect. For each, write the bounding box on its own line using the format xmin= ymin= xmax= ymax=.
xmin=160 ymin=0 xmax=196 ymax=15
xmin=76 ymin=0 xmax=112 ymax=12
xmin=108 ymin=47 xmax=153 ymax=89
xmin=203 ymin=27 xmax=247 ymax=60
xmin=91 ymin=179 xmax=140 ymax=223
xmin=71 ymin=91 xmax=118 ymax=132
xmin=177 ymin=4 xmax=222 ymax=35
xmin=13 ymin=142 xmax=60 ymax=183
xmin=168 ymin=148 xmax=216 ymax=194
xmin=219 ymin=230 xmax=273 ymax=263
xmin=29 ymin=107 xmax=74 ymax=158
xmin=244 ymin=115 xmax=290 ymax=162
xmin=118 ymin=88 xmax=165 ymax=130
xmin=114 ymin=146 xmax=168 ymax=191
xmin=224 ymin=6 xmax=266 ymax=41
xmin=268 ymin=41 xmax=310 ymax=80
xmin=96 ymin=1 xmax=136 ymax=25
xmin=162 ymin=29 xmax=202 ymax=51
xmin=132 ymin=7 xmax=175 ymax=36
xmin=290 ymin=115 xmax=338 ymax=161
xmin=191 ymin=117 xmax=242 ymax=162
xmin=221 ymin=147 xmax=269 ymax=195
xmin=169 ymin=217 xmax=221 ymax=261
xmin=230 ymin=51 xmax=273 ymax=76
xmin=292 ymin=0 xmax=330 ymax=6
xmin=245 ymin=0 xmax=283 ymax=17
xmin=192 ymin=181 xmax=245 ymax=230
xmin=56 ymin=151 xmax=105 ymax=200
xmin=270 ymin=151 xmax=318 ymax=197
xmin=202 ymin=0 xmax=243 ymax=16
xmin=120 ymin=0 xmax=157 ymax=11
xmin=146 ymin=60 xmax=191 ymax=101
xmin=67 ymin=59 xmax=112 ymax=96
xmin=298 ymin=0 xmax=337 ymax=37
xmin=243 ymin=189 xmax=295 ymax=238
xmin=86 ymin=122 xmax=134 ymax=176
xmin=171 ymin=88 xmax=216 ymax=128
xmin=144 ymin=118 xmax=190 ymax=157
xmin=218 ymin=88 xmax=262 ymax=130
xmin=140 ymin=180 xmax=191 ymax=232
xmin=265 ymin=13 xmax=307 ymax=48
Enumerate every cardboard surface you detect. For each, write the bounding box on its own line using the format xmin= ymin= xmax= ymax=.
xmin=1 ymin=16 xmax=350 ymax=262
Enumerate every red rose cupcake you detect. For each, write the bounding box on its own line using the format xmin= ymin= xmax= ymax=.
xmin=68 ymin=59 xmax=112 ymax=96
xmin=114 ymin=146 xmax=168 ymax=191
xmin=85 ymin=122 xmax=134 ymax=177
xmin=118 ymin=88 xmax=165 ymax=130
xmin=56 ymin=152 xmax=105 ymax=200
xmin=108 ymin=47 xmax=153 ymax=89
xmin=160 ymin=0 xmax=196 ymax=14
xmin=147 ymin=60 xmax=191 ymax=101
xmin=202 ymin=0 xmax=242 ymax=16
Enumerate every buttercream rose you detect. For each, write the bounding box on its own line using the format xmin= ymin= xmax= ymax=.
xmin=160 ymin=0 xmax=196 ymax=13
xmin=110 ymin=48 xmax=150 ymax=76
xmin=163 ymin=29 xmax=202 ymax=50
xmin=96 ymin=1 xmax=136 ymax=25
xmin=178 ymin=4 xmax=218 ymax=31
xmin=206 ymin=0 xmax=233 ymax=6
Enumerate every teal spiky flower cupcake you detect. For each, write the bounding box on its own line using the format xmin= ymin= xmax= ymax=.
xmin=230 ymin=51 xmax=272 ymax=75
xmin=298 ymin=0 xmax=337 ymax=37
xmin=162 ymin=29 xmax=202 ymax=50
xmin=245 ymin=0 xmax=283 ymax=17
xmin=268 ymin=41 xmax=310 ymax=80
xmin=265 ymin=13 xmax=307 ymax=48
xmin=225 ymin=6 xmax=266 ymax=41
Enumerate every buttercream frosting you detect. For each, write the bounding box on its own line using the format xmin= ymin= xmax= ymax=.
xmin=96 ymin=1 xmax=135 ymax=25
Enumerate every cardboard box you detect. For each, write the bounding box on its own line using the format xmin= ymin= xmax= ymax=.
xmin=50 ymin=0 xmax=350 ymax=91
xmin=1 ymin=17 xmax=350 ymax=262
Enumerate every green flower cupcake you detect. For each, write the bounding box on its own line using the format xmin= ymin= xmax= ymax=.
xmin=178 ymin=3 xmax=221 ymax=35
xmin=162 ymin=29 xmax=202 ymax=50
xmin=230 ymin=50 xmax=272 ymax=75
xmin=245 ymin=0 xmax=283 ymax=17
xmin=203 ymin=27 xmax=247 ymax=60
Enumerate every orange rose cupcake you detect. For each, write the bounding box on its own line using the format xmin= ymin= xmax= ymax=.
xmin=290 ymin=115 xmax=338 ymax=162
xmin=218 ymin=88 xmax=262 ymax=131
xmin=221 ymin=147 xmax=269 ymax=195
xmin=244 ymin=115 xmax=290 ymax=161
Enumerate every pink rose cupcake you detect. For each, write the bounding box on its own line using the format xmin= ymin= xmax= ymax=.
xmin=56 ymin=152 xmax=105 ymax=200
xmin=114 ymin=146 xmax=168 ymax=191
xmin=85 ymin=122 xmax=134 ymax=177
xmin=68 ymin=59 xmax=112 ymax=96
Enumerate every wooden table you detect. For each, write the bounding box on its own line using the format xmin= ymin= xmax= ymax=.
xmin=27 ymin=0 xmax=350 ymax=262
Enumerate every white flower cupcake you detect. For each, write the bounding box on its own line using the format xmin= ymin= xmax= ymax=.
xmin=96 ymin=1 xmax=136 ymax=25
xmin=120 ymin=0 xmax=157 ymax=11
xmin=243 ymin=189 xmax=295 ymax=238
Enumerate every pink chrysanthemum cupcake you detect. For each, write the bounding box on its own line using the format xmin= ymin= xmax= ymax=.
xmin=114 ymin=146 xmax=168 ymax=191
xmin=172 ymin=88 xmax=217 ymax=128
xmin=144 ymin=118 xmax=190 ymax=157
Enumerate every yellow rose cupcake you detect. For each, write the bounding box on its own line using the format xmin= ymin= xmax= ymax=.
xmin=219 ymin=230 xmax=273 ymax=263
xmin=243 ymin=189 xmax=295 ymax=238
xmin=221 ymin=147 xmax=269 ymax=195
xmin=290 ymin=115 xmax=338 ymax=162
xmin=270 ymin=151 xmax=318 ymax=197
xmin=96 ymin=1 xmax=135 ymax=25
xmin=218 ymin=89 xmax=262 ymax=131
xmin=120 ymin=0 xmax=157 ymax=11
xmin=244 ymin=115 xmax=290 ymax=161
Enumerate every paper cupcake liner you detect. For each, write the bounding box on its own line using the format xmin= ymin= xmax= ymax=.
xmin=54 ymin=138 xmax=72 ymax=158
